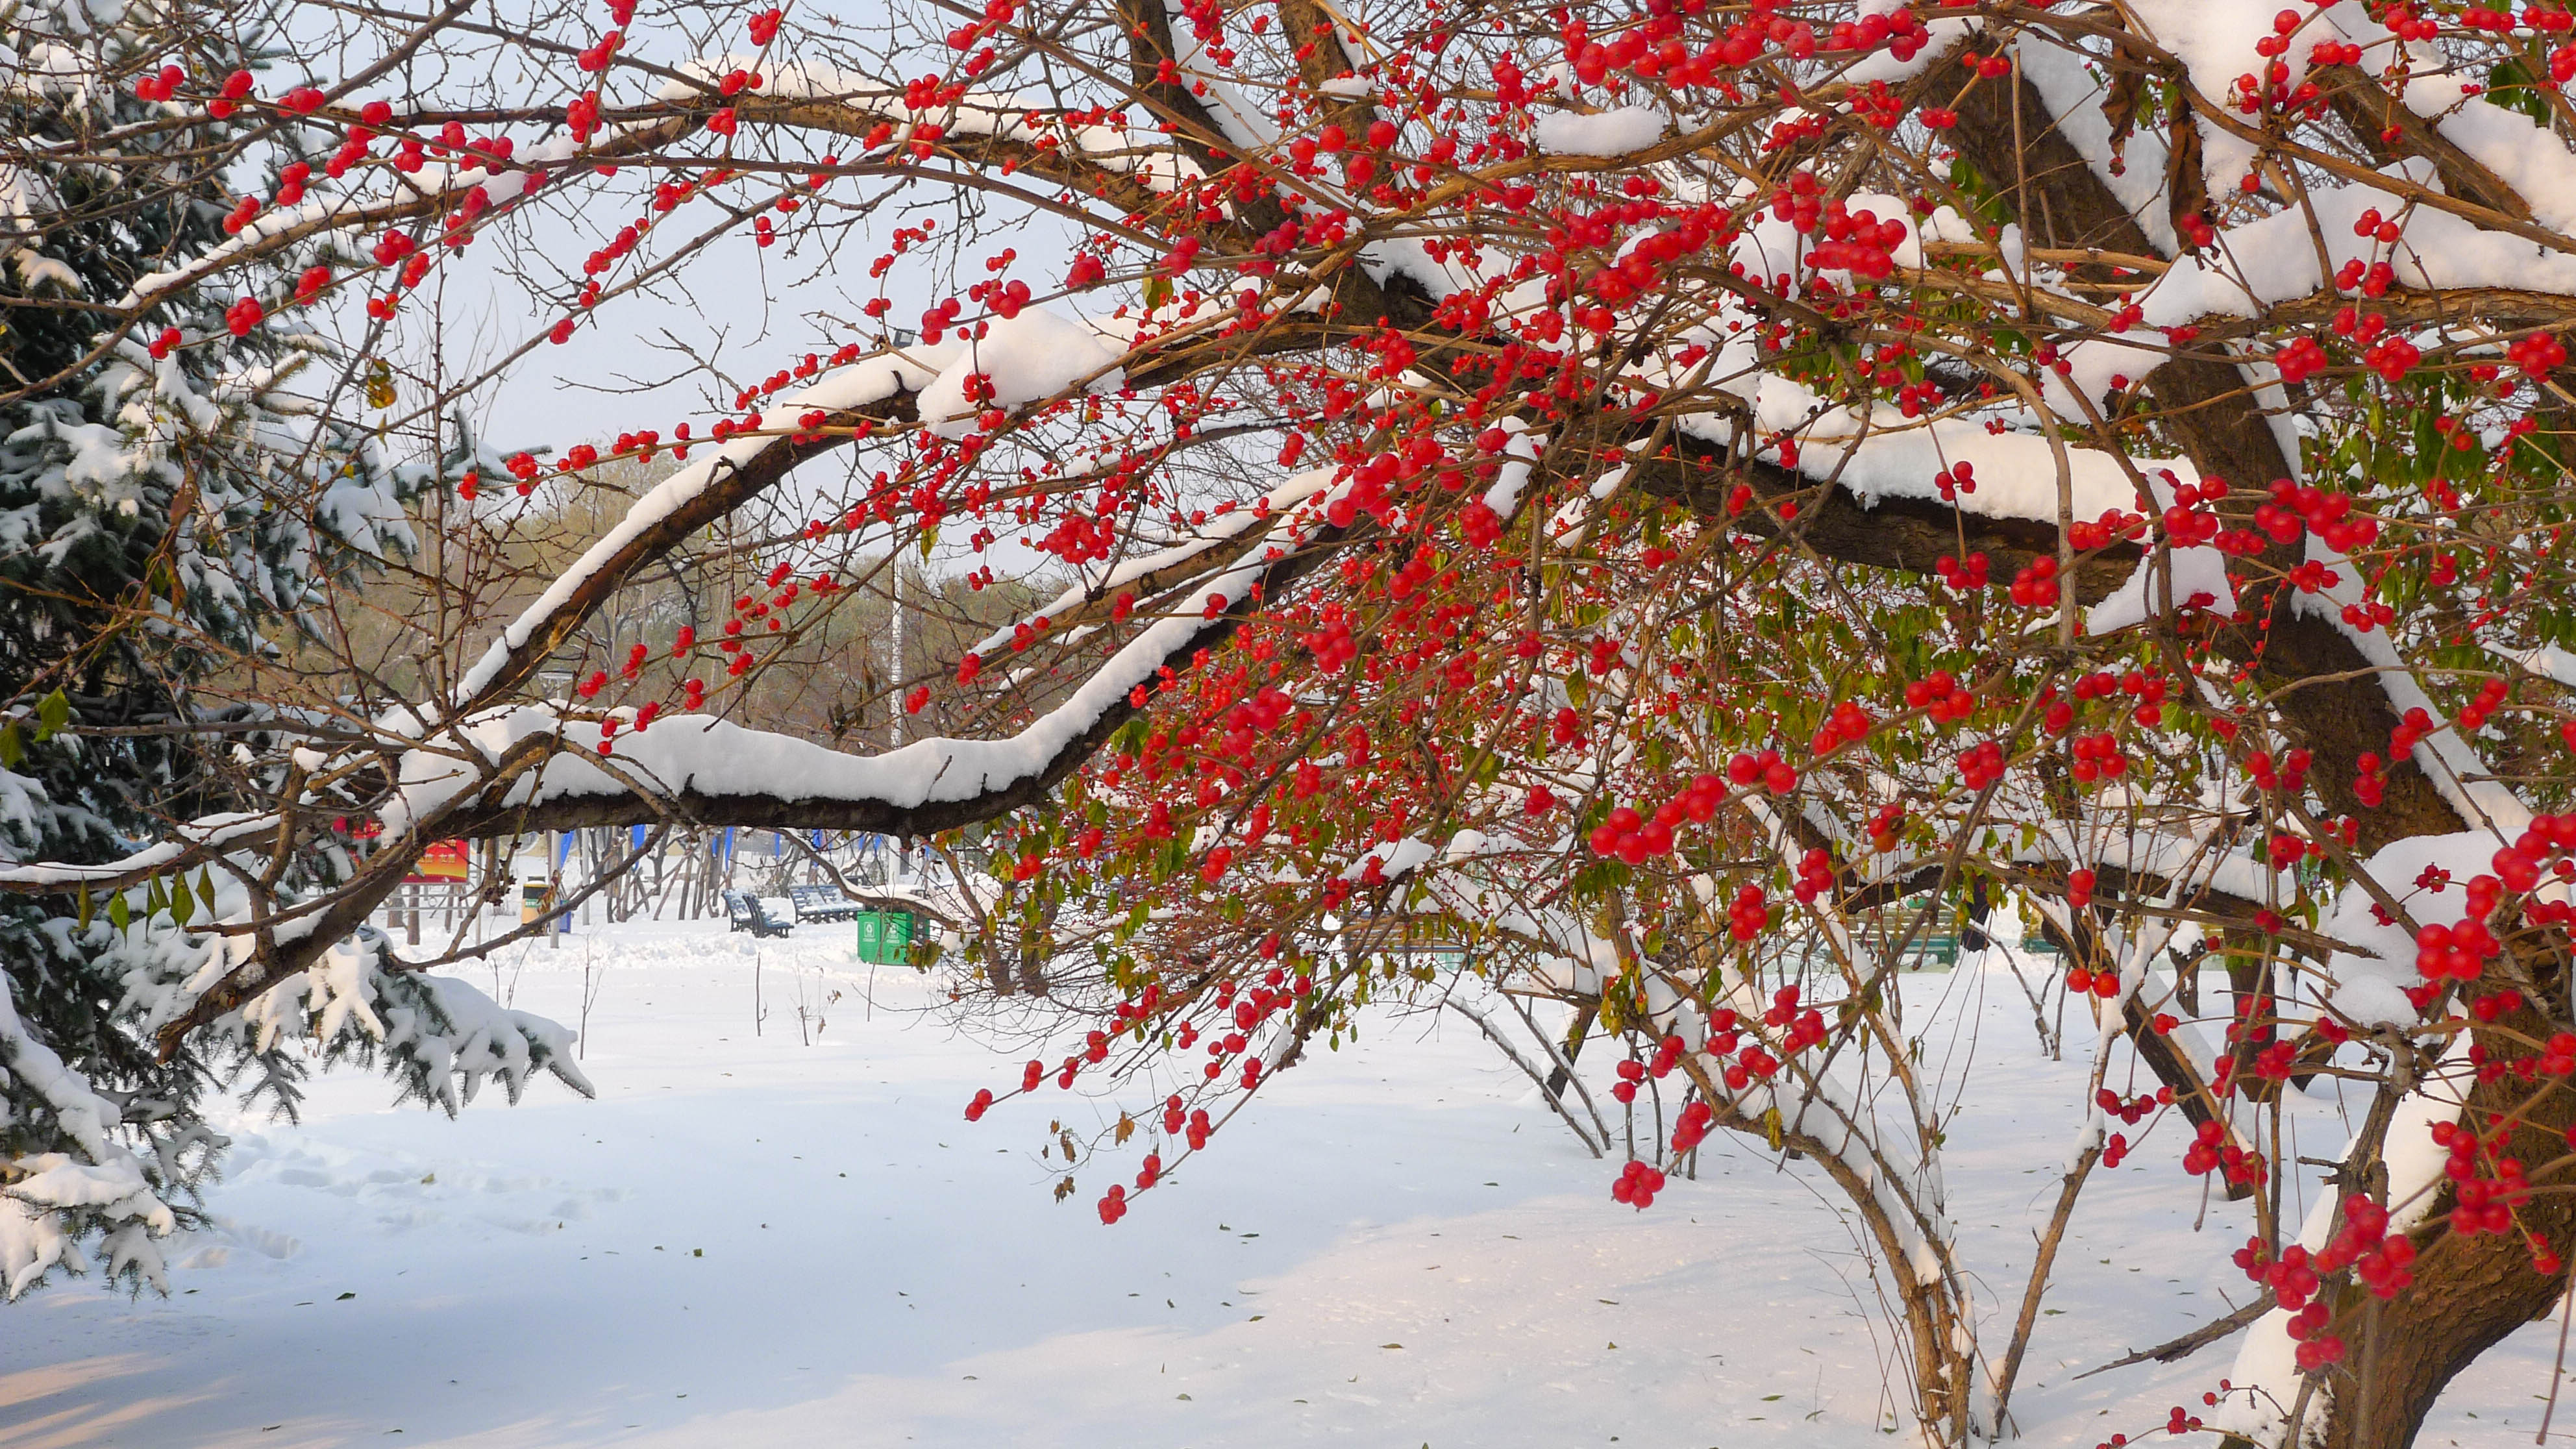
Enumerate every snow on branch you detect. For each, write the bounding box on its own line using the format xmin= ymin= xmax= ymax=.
xmin=965 ymin=465 xmax=1337 ymax=660
xmin=453 ymin=351 xmax=944 ymax=706
xmin=414 ymin=531 xmax=1306 ymax=839
xmin=1670 ymin=356 xmax=2175 ymax=530
xmin=0 ymin=810 xmax=274 ymax=890
xmin=0 ymin=967 xmax=175 ymax=1299
xmin=219 ymin=937 xmax=593 ymax=1116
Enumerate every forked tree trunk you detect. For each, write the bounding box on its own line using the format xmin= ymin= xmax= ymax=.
xmin=2310 ymin=1219 xmax=2568 ymax=1449
xmin=2233 ymin=999 xmax=2575 ymax=1449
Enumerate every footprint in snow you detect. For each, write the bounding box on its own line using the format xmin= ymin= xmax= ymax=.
xmin=176 ymin=1239 xmax=231 ymax=1271
xmin=207 ymin=1216 xmax=302 ymax=1260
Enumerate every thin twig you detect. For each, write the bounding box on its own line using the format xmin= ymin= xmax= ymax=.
xmin=2072 ymin=1293 xmax=2278 ymax=1380
xmin=1444 ymin=997 xmax=1601 ymax=1157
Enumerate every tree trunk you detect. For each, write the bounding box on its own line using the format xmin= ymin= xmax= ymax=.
xmin=2312 ymin=1221 xmax=2566 ymax=1448
xmin=2249 ymin=997 xmax=2576 ymax=1449
xmin=1544 ymin=1000 xmax=1598 ymax=1102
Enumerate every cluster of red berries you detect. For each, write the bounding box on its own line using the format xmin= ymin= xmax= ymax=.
xmin=2245 ymin=746 xmax=2310 ymax=793
xmin=2068 ymin=734 xmax=2125 ymax=784
xmin=1726 ymin=884 xmax=1770 ymax=942
xmin=2508 ymin=330 xmax=2569 ymax=378
xmin=2068 ymin=506 xmax=2152 ymax=551
xmin=1955 ymin=739 xmax=2006 ymax=791
xmin=1724 ymin=748 xmax=1799 ymax=793
xmin=1761 ymin=985 xmax=1826 ymax=1052
xmin=1164 ymin=1097 xmax=1214 ymax=1150
xmin=1808 ymin=700 xmax=1873 ymax=755
xmin=1610 ymin=1035 xmax=1683 ymax=1104
xmin=2094 ymin=1087 xmax=2164 ymax=1126
xmin=2253 ymin=479 xmax=2380 ymax=554
xmin=2062 ymin=964 xmax=2125 ymax=1002
xmin=2456 ymin=677 xmax=2512 ymax=736
xmin=1901 ymin=670 xmax=1975 ymax=722
xmin=2005 ymin=556 xmax=2061 ymax=608
xmin=1588 ymin=780 xmax=1716 ymax=863
xmin=1932 ymin=551 xmax=1988 ymax=591
xmin=1609 ymin=1159 xmax=1666 ymax=1209
xmin=1670 ymin=1098 xmax=1715 ymax=1154
xmin=2275 ymin=334 xmax=2328 ymax=385
xmin=2182 ymin=1118 xmax=2264 ymax=1186
xmin=1802 ymin=203 xmax=1909 ymax=280
xmin=2414 ymin=917 xmax=2499 ymax=982
xmin=2066 ymin=946 xmax=2144 ymax=1004
xmin=1790 ymin=847 xmax=1836 ymax=905
xmin=1701 ymin=1006 xmax=1781 ymax=1090
xmin=2429 ymin=1118 xmax=2534 ymax=1240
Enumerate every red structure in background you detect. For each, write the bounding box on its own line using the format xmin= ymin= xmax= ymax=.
xmin=406 ymin=839 xmax=470 ymax=884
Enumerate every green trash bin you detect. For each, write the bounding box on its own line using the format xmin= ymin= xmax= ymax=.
xmin=854 ymin=909 xmax=915 ymax=965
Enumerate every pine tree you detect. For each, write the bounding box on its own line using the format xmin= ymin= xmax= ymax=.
xmin=0 ymin=0 xmax=582 ymax=1298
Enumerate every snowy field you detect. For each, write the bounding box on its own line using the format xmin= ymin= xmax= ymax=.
xmin=0 ymin=921 xmax=2558 ymax=1448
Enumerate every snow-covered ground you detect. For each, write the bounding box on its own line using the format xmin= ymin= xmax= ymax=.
xmin=0 ymin=921 xmax=2557 ymax=1447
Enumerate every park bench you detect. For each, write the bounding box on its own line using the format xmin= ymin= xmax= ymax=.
xmin=787 ymin=882 xmax=863 ymax=923
xmin=723 ymin=889 xmax=795 ymax=937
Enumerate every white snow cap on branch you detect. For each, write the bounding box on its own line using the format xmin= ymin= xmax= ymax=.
xmin=966 ymin=465 xmax=1336 ymax=660
xmin=2216 ymin=1026 xmax=2476 ymax=1446
xmin=2294 ymin=538 xmax=2533 ymax=834
xmin=399 ymin=547 xmax=1279 ymax=836
xmin=454 ymin=351 xmax=946 ymax=702
xmin=917 ymin=309 xmax=1126 ymax=439
xmin=2347 ymin=3 xmax=2576 ymax=241
xmin=2085 ymin=468 xmax=2236 ymax=633
xmin=1531 ymin=106 xmax=1666 ymax=157
xmin=0 ymin=809 xmax=271 ymax=886
xmin=2119 ymin=0 xmax=2337 ymax=197
xmin=2147 ymin=165 xmax=2576 ymax=323
xmin=1674 ymin=356 xmax=2166 ymax=528
xmin=2012 ymin=34 xmax=2181 ymax=256
xmin=2312 ymin=830 xmax=2525 ymax=1028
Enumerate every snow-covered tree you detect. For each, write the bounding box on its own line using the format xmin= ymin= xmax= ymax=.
xmin=0 ymin=0 xmax=586 ymax=1300
xmin=19 ymin=0 xmax=2576 ymax=1444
